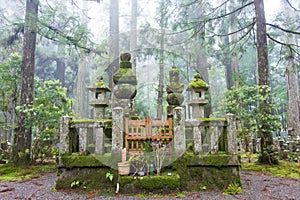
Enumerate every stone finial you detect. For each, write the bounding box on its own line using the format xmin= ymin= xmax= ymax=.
xmin=120 ymin=52 xmax=131 ymax=61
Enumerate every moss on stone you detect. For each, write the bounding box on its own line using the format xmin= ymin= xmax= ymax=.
xmin=60 ymin=154 xmax=107 ymax=168
xmin=120 ymin=61 xmax=132 ymax=68
xmin=55 ymin=167 xmax=117 ymax=191
xmin=119 ymin=174 xmax=180 ymax=194
xmin=172 ymin=153 xmax=241 ymax=191
xmin=113 ymin=68 xmax=137 ymax=85
xmin=166 ymin=93 xmax=184 ymax=106
xmin=70 ymin=119 xmax=112 ymax=126
xmin=166 ymin=84 xmax=184 ymax=93
xmin=187 ymin=73 xmax=209 ymax=91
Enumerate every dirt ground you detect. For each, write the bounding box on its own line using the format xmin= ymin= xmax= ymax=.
xmin=0 ymin=170 xmax=299 ymax=200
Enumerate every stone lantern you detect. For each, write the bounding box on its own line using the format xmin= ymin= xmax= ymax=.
xmin=187 ymin=73 xmax=209 ymax=119
xmin=88 ymin=76 xmax=111 ymax=119
xmin=166 ymin=66 xmax=184 ymax=116
xmin=113 ymin=52 xmax=137 ymax=114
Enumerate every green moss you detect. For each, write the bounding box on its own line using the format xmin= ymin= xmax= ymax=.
xmin=120 ymin=61 xmax=132 ymax=68
xmin=70 ymin=119 xmax=112 ymax=127
xmin=55 ymin=167 xmax=117 ymax=191
xmin=113 ymin=68 xmax=137 ymax=85
xmin=119 ymin=174 xmax=180 ymax=193
xmin=188 ymin=79 xmax=207 ymax=88
xmin=166 ymin=93 xmax=184 ymax=106
xmin=166 ymin=84 xmax=184 ymax=93
xmin=172 ymin=153 xmax=241 ymax=190
xmin=242 ymin=160 xmax=300 ymax=179
xmin=0 ymin=162 xmax=56 ymax=181
xmin=60 ymin=154 xmax=107 ymax=168
xmin=134 ymin=175 xmax=180 ymax=191
xmin=187 ymin=73 xmax=209 ymax=90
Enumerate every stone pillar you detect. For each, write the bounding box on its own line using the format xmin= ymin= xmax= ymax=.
xmin=59 ymin=116 xmax=72 ymax=155
xmin=95 ymin=125 xmax=104 ymax=155
xmin=174 ymin=107 xmax=186 ymax=155
xmin=190 ymin=119 xmax=202 ymax=154
xmin=112 ymin=107 xmax=124 ymax=161
xmin=210 ymin=126 xmax=219 ymax=154
xmin=79 ymin=128 xmax=87 ymax=153
xmin=226 ymin=113 xmax=238 ymax=154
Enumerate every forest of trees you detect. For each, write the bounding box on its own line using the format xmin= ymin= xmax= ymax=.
xmin=0 ymin=0 xmax=299 ymax=165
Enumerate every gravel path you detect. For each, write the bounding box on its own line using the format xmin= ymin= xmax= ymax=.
xmin=0 ymin=170 xmax=299 ymax=200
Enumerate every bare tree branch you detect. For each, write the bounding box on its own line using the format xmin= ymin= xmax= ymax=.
xmin=285 ymin=0 xmax=298 ymax=11
xmin=267 ymin=23 xmax=300 ymax=35
xmin=194 ymin=1 xmax=254 ymax=23
xmin=267 ymin=33 xmax=300 ymax=56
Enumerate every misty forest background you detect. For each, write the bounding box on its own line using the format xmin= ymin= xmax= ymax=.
xmin=0 ymin=0 xmax=300 ymax=165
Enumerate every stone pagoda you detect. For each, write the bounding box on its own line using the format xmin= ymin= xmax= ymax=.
xmin=187 ymin=73 xmax=209 ymax=119
xmin=166 ymin=66 xmax=184 ymax=116
xmin=87 ymin=76 xmax=111 ymax=119
xmin=113 ymin=53 xmax=137 ymax=115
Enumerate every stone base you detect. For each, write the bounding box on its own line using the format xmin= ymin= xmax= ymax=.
xmin=56 ymin=154 xmax=240 ymax=193
xmin=172 ymin=154 xmax=241 ymax=190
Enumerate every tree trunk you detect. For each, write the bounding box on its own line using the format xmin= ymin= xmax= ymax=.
xmin=282 ymin=0 xmax=300 ymax=140
xmin=55 ymin=58 xmax=66 ymax=87
xmin=254 ymin=0 xmax=274 ymax=164
xmin=76 ymin=0 xmax=89 ymax=118
xmin=13 ymin=0 xmax=38 ymax=165
xmin=109 ymin=0 xmax=119 ymax=89
xmin=130 ymin=0 xmax=137 ymax=74
xmin=230 ymin=0 xmax=240 ymax=88
xmin=156 ymin=0 xmax=166 ymax=120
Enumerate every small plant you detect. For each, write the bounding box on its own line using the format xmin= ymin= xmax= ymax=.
xmin=71 ymin=180 xmax=87 ymax=189
xmin=223 ymin=183 xmax=242 ymax=195
xmin=176 ymin=191 xmax=187 ymax=198
xmin=71 ymin=180 xmax=80 ymax=188
xmin=106 ymin=171 xmax=114 ymax=182
xmin=199 ymin=185 xmax=207 ymax=191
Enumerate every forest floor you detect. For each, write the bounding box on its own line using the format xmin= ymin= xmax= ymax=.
xmin=0 ymin=169 xmax=299 ymax=200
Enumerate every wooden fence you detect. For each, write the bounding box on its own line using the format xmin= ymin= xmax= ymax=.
xmin=125 ymin=116 xmax=173 ymax=154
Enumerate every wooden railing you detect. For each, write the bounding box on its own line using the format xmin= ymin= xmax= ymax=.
xmin=125 ymin=116 xmax=173 ymax=154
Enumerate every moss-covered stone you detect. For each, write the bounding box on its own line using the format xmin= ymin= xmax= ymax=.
xmin=172 ymin=153 xmax=241 ymax=191
xmin=187 ymin=73 xmax=209 ymax=91
xmin=59 ymin=154 xmax=107 ymax=168
xmin=120 ymin=61 xmax=132 ymax=68
xmin=113 ymin=84 xmax=137 ymax=99
xmin=113 ymin=68 xmax=137 ymax=85
xmin=119 ymin=174 xmax=180 ymax=194
xmin=166 ymin=84 xmax=184 ymax=93
xmin=55 ymin=167 xmax=117 ymax=192
xmin=166 ymin=93 xmax=184 ymax=106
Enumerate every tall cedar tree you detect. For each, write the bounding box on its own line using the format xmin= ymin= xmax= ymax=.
xmin=13 ymin=0 xmax=39 ymax=165
xmin=254 ymin=0 xmax=276 ymax=164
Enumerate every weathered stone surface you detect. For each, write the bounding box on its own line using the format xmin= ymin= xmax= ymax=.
xmin=188 ymin=119 xmax=202 ymax=154
xmin=78 ymin=128 xmax=87 ymax=153
xmin=59 ymin=116 xmax=72 ymax=155
xmin=112 ymin=107 xmax=124 ymax=161
xmin=174 ymin=107 xmax=186 ymax=155
xmin=95 ymin=126 xmax=104 ymax=155
xmin=226 ymin=113 xmax=238 ymax=154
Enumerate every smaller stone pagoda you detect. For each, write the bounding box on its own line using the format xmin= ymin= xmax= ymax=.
xmin=187 ymin=73 xmax=209 ymax=119
xmin=87 ymin=76 xmax=111 ymax=119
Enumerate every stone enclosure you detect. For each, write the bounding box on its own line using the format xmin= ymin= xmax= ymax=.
xmin=56 ymin=53 xmax=240 ymax=193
